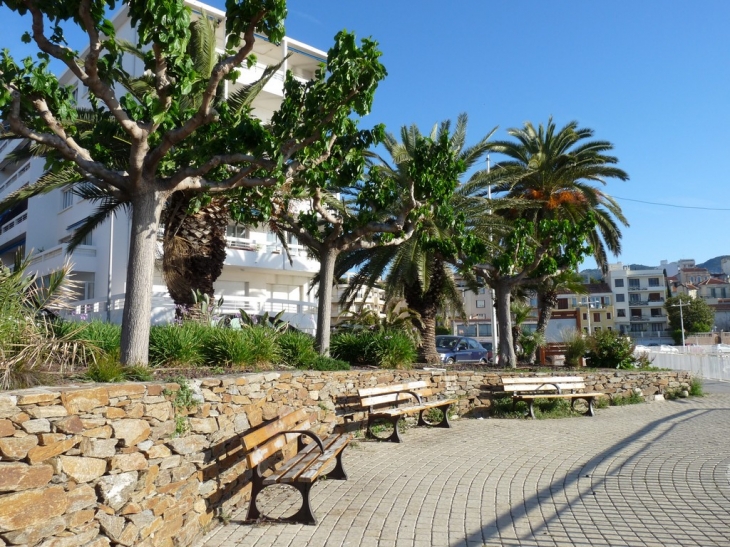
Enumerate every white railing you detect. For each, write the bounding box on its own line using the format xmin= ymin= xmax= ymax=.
xmin=28 ymin=246 xmax=64 ymax=265
xmin=1 ymin=211 xmax=27 ymax=234
xmin=0 ymin=161 xmax=31 ymax=194
xmin=639 ymin=350 xmax=730 ymax=381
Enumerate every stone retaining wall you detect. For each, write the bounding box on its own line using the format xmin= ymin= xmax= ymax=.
xmin=0 ymin=369 xmax=691 ymax=546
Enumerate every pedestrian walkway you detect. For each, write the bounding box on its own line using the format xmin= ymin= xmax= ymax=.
xmin=197 ymin=394 xmax=730 ymax=547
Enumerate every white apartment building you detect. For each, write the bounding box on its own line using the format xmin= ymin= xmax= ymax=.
xmin=0 ymin=1 xmax=327 ymax=332
xmin=605 ymin=263 xmax=672 ymax=344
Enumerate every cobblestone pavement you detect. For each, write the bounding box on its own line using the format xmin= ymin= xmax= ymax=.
xmin=197 ymin=394 xmax=730 ymax=547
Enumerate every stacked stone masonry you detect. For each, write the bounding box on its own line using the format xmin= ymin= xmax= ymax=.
xmin=0 ymin=369 xmax=691 ymax=546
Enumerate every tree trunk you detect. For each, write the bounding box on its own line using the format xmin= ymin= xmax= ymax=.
xmin=495 ymin=280 xmax=517 ymax=368
xmin=315 ymin=246 xmax=338 ymax=356
xmin=417 ymin=309 xmax=440 ymax=364
xmin=120 ymin=189 xmax=167 ymax=365
xmin=528 ymin=286 xmax=558 ymax=364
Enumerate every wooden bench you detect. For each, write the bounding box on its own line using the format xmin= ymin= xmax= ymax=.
xmin=499 ymin=376 xmax=606 ymax=419
xmin=242 ymin=409 xmax=351 ymax=525
xmin=358 ymin=380 xmax=457 ymax=443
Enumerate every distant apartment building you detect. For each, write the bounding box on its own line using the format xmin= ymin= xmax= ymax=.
xmin=554 ymin=283 xmax=615 ymax=335
xmin=0 ymin=1 xmax=327 ymax=332
xmin=452 ymin=278 xmax=500 ymax=350
xmin=330 ymin=276 xmax=387 ymax=326
xmin=605 ymin=263 xmax=672 ymax=343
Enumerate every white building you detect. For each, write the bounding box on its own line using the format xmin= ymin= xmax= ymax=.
xmin=0 ymin=1 xmax=327 ymax=332
xmin=605 ymin=263 xmax=672 ymax=344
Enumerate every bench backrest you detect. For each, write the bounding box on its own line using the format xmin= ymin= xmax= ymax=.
xmin=358 ymin=380 xmax=433 ymax=408
xmin=242 ymin=409 xmax=314 ymax=467
xmin=500 ymin=376 xmax=586 ymax=393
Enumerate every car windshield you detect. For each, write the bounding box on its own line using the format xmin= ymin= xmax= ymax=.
xmin=436 ymin=336 xmax=459 ymax=349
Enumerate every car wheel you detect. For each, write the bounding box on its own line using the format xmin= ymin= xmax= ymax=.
xmin=479 ymin=358 xmax=488 ymax=365
xmin=445 ymin=357 xmax=455 ymax=365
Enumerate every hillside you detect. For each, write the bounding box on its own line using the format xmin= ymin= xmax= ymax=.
xmin=697 ymin=255 xmax=730 ymax=273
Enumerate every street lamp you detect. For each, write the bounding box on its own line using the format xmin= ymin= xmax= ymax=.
xmin=487 ymin=155 xmax=499 ymax=362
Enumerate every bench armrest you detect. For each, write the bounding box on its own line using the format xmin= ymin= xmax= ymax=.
xmin=395 ymin=390 xmax=423 ymax=405
xmin=271 ymin=430 xmax=325 ymax=454
xmin=536 ymin=383 xmax=561 ymax=394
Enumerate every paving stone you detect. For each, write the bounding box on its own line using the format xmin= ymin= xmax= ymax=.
xmin=195 ymin=393 xmax=730 ymax=547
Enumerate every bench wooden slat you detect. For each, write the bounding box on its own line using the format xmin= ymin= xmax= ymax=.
xmin=370 ymin=399 xmax=456 ymax=417
xmin=358 ymin=381 xmax=428 ymax=398
xmin=517 ymin=392 xmax=605 ymax=400
xmin=502 ymin=382 xmax=586 ymax=392
xmin=246 ymin=419 xmax=312 ymax=467
xmin=264 ymin=439 xmax=322 ymax=485
xmin=296 ymin=434 xmax=352 ymax=483
xmin=242 ymin=409 xmax=309 ymax=450
xmin=501 ymin=376 xmax=584 ymax=384
xmin=361 ymin=388 xmax=434 ymax=408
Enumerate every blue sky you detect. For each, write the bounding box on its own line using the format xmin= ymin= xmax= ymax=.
xmin=2 ymin=0 xmax=729 ymax=270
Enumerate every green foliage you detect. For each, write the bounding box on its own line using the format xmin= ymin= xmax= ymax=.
xmin=277 ymin=331 xmax=317 ymax=368
xmin=370 ymin=330 xmax=417 ymax=369
xmin=164 ymin=375 xmax=198 ymax=436
xmin=148 ymin=323 xmax=207 ymax=367
xmin=689 ymin=378 xmax=704 ymax=397
xmin=665 ymin=295 xmax=715 ymax=334
xmin=490 ymin=397 xmax=582 ymax=419
xmin=560 ymin=329 xmax=589 ymax=367
xmin=82 ymin=356 xmax=126 ymax=383
xmin=75 ymin=321 xmax=122 ymax=356
xmin=610 ymin=390 xmax=644 ymax=406
xmin=307 ymin=356 xmax=350 ymax=371
xmin=331 ymin=332 xmax=373 ymax=366
xmin=585 ymin=330 xmax=637 ymax=369
xmin=201 ymin=325 xmax=278 ymax=368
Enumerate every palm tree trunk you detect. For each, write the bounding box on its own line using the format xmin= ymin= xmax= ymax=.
xmin=417 ymin=310 xmax=440 ymax=364
xmin=121 ymin=189 xmax=167 ymax=365
xmin=315 ymin=246 xmax=338 ymax=356
xmin=162 ymin=192 xmax=229 ymax=317
xmin=495 ymin=280 xmax=517 ymax=368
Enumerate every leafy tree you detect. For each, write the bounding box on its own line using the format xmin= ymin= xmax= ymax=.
xmin=586 ymin=329 xmax=637 ymax=369
xmin=272 ymin=118 xmax=479 ymax=357
xmin=471 ymin=215 xmax=596 ymax=367
xmin=0 ymin=0 xmax=386 ymax=364
xmin=665 ymin=295 xmax=715 ymax=336
xmin=326 ymin=115 xmax=494 ymax=363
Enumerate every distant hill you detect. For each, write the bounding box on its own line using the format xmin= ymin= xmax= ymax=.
xmin=697 ymin=255 xmax=730 ymax=273
xmin=579 ymin=263 xmax=653 ymax=282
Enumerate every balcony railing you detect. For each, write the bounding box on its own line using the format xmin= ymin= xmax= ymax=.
xmin=0 ymin=161 xmax=31 ymax=194
xmin=630 ymin=314 xmax=666 ymax=322
xmin=628 ymin=298 xmax=665 ymax=306
xmin=1 ymin=211 xmax=27 ymax=234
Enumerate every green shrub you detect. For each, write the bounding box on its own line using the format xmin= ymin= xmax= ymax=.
xmin=239 ymin=326 xmax=280 ymax=367
xmin=83 ymin=356 xmax=126 ymax=383
xmin=610 ymin=390 xmax=644 ymax=406
xmin=307 ymin=356 xmax=350 ymax=371
xmin=561 ymin=329 xmax=589 ymax=367
xmin=689 ymin=377 xmax=704 ymax=397
xmin=149 ymin=323 xmax=207 ymax=367
xmin=277 ymin=331 xmax=317 ymax=368
xmin=201 ymin=328 xmax=250 ymax=367
xmin=586 ymin=330 xmax=637 ymax=369
xmin=371 ymin=330 xmax=416 ymax=369
xmin=81 ymin=321 xmax=122 ymax=356
xmin=331 ymin=332 xmax=374 ymax=366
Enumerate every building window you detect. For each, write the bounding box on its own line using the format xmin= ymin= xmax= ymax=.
xmin=478 ymin=287 xmax=486 ymax=294
xmin=593 ymin=312 xmax=601 ymax=323
xmin=651 ymin=308 xmax=663 ymax=317
xmin=594 ymin=327 xmax=601 ymax=332
xmin=628 ymin=279 xmax=640 ymax=289
xmin=631 ymin=309 xmax=643 ymax=318
xmin=607 ymin=313 xmax=612 ymax=320
xmin=648 ymin=278 xmax=660 ymax=287
xmin=475 ymin=300 xmax=485 ymax=308
xmin=601 ymin=296 xmax=611 ymax=306
xmin=617 ymin=309 xmax=626 ymax=317
xmin=478 ymin=323 xmax=492 ymax=337
xmin=616 ymin=293 xmax=625 ymax=302
xmin=614 ymin=279 xmax=624 ymax=288
xmin=557 ymin=298 xmax=569 ymax=310
xmin=582 ymin=313 xmax=587 ymax=320
xmin=79 ymin=231 xmax=92 ymax=246
xmin=571 ymin=298 xmax=577 ymax=307
xmin=651 ymin=323 xmax=665 ymax=332
xmin=61 ymin=189 xmax=73 ymax=210
xmin=456 ymin=324 xmax=477 ymax=337
xmin=607 ymin=327 xmax=612 ymax=331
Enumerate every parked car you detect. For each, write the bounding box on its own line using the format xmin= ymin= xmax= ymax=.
xmin=435 ymin=335 xmax=492 ymax=364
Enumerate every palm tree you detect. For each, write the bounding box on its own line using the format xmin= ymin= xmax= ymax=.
xmin=334 ymin=115 xmax=496 ymax=363
xmin=485 ymin=118 xmax=629 ymax=271
xmin=471 ymin=118 xmax=628 ymax=365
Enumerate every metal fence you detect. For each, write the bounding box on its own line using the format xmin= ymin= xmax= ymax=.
xmin=643 ymin=351 xmax=730 ymax=381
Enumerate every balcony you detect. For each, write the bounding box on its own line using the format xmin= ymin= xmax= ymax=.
xmin=0 ymin=161 xmax=31 ymax=195
xmin=0 ymin=211 xmax=28 ymax=247
xmin=627 ymin=298 xmax=665 ymax=306
xmin=629 ymin=314 xmax=666 ymax=322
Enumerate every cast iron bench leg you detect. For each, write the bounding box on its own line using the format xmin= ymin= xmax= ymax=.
xmin=246 ymin=465 xmax=265 ymax=522
xmin=570 ymin=396 xmax=596 ymax=417
xmin=387 ymin=415 xmax=404 ymax=443
xmin=367 ymin=414 xmax=403 ymax=443
xmin=281 ymin=482 xmax=317 ymax=526
xmin=324 ymin=449 xmax=348 ymax=480
xmin=527 ymin=399 xmax=536 ymax=420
